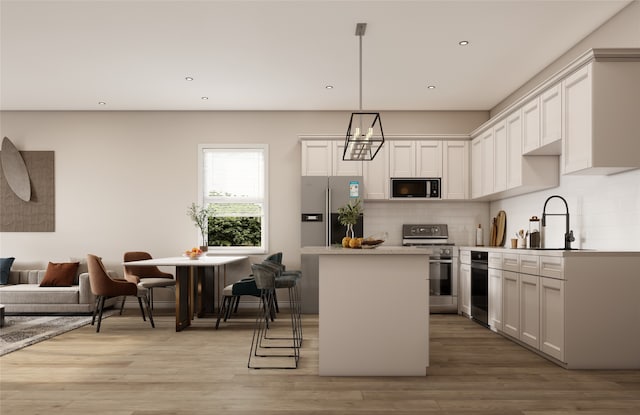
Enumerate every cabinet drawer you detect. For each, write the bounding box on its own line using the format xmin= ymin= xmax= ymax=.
xmin=540 ymin=256 xmax=564 ymax=279
xmin=519 ymin=255 xmax=540 ymax=275
xmin=460 ymin=250 xmax=471 ymax=265
xmin=488 ymin=253 xmax=502 ymax=269
xmin=502 ymin=253 xmax=519 ymax=272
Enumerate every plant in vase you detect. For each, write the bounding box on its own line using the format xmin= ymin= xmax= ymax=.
xmin=337 ymin=198 xmax=363 ymax=248
xmin=187 ymin=203 xmax=209 ymax=252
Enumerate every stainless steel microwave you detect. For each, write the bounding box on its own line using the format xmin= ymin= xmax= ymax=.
xmin=390 ymin=178 xmax=441 ymax=199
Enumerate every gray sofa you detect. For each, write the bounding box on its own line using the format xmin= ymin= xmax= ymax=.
xmin=0 ymin=269 xmax=118 ymax=314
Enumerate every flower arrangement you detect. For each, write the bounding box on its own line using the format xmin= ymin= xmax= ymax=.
xmin=187 ymin=203 xmax=209 ymax=248
xmin=337 ymin=198 xmax=363 ymax=238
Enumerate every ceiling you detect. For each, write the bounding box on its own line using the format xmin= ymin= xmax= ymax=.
xmin=0 ymin=0 xmax=633 ymax=111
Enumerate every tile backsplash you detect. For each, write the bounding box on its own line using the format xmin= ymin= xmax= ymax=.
xmin=364 ymin=167 xmax=640 ymax=251
xmin=364 ymin=201 xmax=490 ymax=247
xmin=491 ymin=168 xmax=640 ymax=251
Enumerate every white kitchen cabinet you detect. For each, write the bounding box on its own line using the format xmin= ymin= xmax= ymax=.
xmin=301 ymin=140 xmax=362 ymax=176
xmin=519 ymin=273 xmax=540 ymax=349
xmin=521 ymin=98 xmax=540 ymax=155
xmin=363 ymin=143 xmax=389 ymax=200
xmin=301 ymin=140 xmax=333 ymax=176
xmin=493 ymin=121 xmax=508 ymax=193
xmin=502 ymin=270 xmax=520 ymax=339
xmin=470 ymin=137 xmax=482 ymax=199
xmin=459 ymin=264 xmax=471 ymax=317
xmin=540 ymin=276 xmax=565 ymax=362
xmin=563 ymin=61 xmax=640 ymax=174
xmin=488 ymin=267 xmax=503 ymax=332
xmin=442 ymin=140 xmax=469 ymax=200
xmin=481 ymin=129 xmax=494 ymax=196
xmin=539 ymin=83 xmax=562 ymax=153
xmin=416 ymin=140 xmax=442 ymax=178
xmin=506 ymin=111 xmax=522 ymax=189
xmin=333 ymin=141 xmax=363 ymax=176
xmin=389 ymin=141 xmax=416 ymax=177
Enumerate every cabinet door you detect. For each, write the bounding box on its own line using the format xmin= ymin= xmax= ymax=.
xmin=519 ymin=273 xmax=540 ymax=349
xmin=540 ymin=83 xmax=562 ymax=148
xmin=488 ymin=268 xmax=503 ymax=332
xmin=471 ymin=137 xmax=483 ymax=198
xmin=481 ymin=130 xmax=494 ymax=196
xmin=389 ymin=141 xmax=416 ymax=177
xmin=502 ymin=271 xmax=519 ymax=338
xmin=506 ymin=110 xmax=523 ymax=189
xmin=333 ymin=141 xmax=363 ymax=176
xmin=416 ymin=140 xmax=442 ymax=177
xmin=493 ymin=121 xmax=508 ymax=192
xmin=563 ymin=64 xmax=592 ymax=174
xmin=459 ymin=263 xmax=471 ymax=316
xmin=442 ymin=141 xmax=469 ymax=200
xmin=363 ymin=143 xmax=389 ymax=200
xmin=301 ymin=140 xmax=332 ymax=176
xmin=522 ymin=98 xmax=540 ymax=155
xmin=540 ymin=277 xmax=565 ymax=362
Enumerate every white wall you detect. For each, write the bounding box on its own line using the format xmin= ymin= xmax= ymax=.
xmin=0 ymin=110 xmax=487 ymax=277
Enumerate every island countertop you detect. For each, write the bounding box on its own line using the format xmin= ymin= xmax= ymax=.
xmin=301 ymin=245 xmax=432 ymax=255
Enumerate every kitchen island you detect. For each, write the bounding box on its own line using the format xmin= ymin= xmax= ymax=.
xmin=301 ymin=245 xmax=430 ymax=376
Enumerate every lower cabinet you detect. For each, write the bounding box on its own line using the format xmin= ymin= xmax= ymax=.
xmin=519 ymin=273 xmax=540 ymax=349
xmin=459 ymin=263 xmax=471 ymax=316
xmin=502 ymin=271 xmax=520 ymax=338
xmin=488 ymin=267 xmax=502 ymax=332
xmin=540 ymin=276 xmax=565 ymax=362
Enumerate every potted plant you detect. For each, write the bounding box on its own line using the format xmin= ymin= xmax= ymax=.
xmin=187 ymin=203 xmax=209 ymax=251
xmin=337 ymin=198 xmax=363 ymax=240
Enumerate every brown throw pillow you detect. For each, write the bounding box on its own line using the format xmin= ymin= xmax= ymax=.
xmin=40 ymin=262 xmax=80 ymax=287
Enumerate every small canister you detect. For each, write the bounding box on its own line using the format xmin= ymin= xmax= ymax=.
xmin=529 ymin=216 xmax=541 ymax=248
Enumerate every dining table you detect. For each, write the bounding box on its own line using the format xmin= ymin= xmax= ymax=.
xmin=123 ymin=255 xmax=248 ymax=331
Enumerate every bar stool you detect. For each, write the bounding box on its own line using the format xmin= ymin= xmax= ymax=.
xmin=260 ymin=260 xmax=302 ymax=349
xmin=248 ymin=263 xmax=299 ymax=369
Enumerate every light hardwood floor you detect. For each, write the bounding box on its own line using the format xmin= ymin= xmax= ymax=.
xmin=1 ymin=310 xmax=639 ymax=415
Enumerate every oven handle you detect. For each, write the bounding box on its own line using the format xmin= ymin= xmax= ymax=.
xmin=429 ymin=259 xmax=453 ymax=264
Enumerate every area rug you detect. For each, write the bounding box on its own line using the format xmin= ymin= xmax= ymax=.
xmin=0 ymin=314 xmax=109 ymax=356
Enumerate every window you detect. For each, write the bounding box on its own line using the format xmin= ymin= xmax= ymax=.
xmin=199 ymin=144 xmax=268 ymax=254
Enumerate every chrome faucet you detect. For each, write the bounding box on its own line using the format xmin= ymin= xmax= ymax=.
xmin=542 ymin=195 xmax=575 ymax=250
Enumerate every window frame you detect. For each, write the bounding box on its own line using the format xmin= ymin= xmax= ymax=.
xmin=197 ymin=143 xmax=268 ymax=255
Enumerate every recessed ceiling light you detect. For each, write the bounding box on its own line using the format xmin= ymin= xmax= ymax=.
xmin=427 ymin=85 xmax=436 ymax=89
xmin=325 ymin=85 xmax=334 ymax=89
xmin=458 ymin=40 xmax=470 ymax=46
xmin=185 ymin=76 xmax=194 ymax=81
xmin=201 ymin=96 xmax=209 ymax=100
xmin=98 ymin=101 xmax=106 ymax=105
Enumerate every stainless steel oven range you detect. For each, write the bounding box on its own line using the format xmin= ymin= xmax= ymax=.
xmin=402 ymin=224 xmax=458 ymax=313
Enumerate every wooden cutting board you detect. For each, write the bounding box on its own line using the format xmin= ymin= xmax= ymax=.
xmin=495 ymin=210 xmax=507 ymax=247
xmin=489 ymin=217 xmax=497 ymax=246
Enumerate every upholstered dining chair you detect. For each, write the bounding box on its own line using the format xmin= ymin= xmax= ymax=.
xmin=123 ymin=251 xmax=176 ymax=310
xmin=87 ymin=254 xmax=155 ymax=333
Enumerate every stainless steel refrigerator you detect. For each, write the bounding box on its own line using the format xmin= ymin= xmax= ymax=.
xmin=300 ymin=176 xmax=364 ymax=313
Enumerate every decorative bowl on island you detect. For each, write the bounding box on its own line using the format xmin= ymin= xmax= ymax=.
xmin=183 ymin=247 xmax=204 ymax=259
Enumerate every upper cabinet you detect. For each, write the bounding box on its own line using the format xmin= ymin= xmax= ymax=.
xmin=522 ymin=83 xmax=562 ymax=156
xmin=363 ymin=143 xmax=389 ymax=200
xmin=389 ymin=141 xmax=416 ymax=177
xmin=563 ymin=60 xmax=640 ymax=175
xmin=417 ymin=141 xmax=443 ymax=178
xmin=301 ymin=140 xmax=362 ymax=176
xmin=442 ymin=141 xmax=469 ymax=200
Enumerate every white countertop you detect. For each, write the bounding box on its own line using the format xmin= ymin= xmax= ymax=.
xmin=458 ymin=246 xmax=640 ymax=257
xmin=301 ymin=245 xmax=432 ymax=255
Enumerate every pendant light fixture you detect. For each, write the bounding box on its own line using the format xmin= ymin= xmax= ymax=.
xmin=343 ymin=22 xmax=384 ymax=161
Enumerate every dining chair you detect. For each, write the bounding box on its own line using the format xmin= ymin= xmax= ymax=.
xmin=87 ymin=254 xmax=155 ymax=333
xmin=123 ymin=251 xmax=176 ymax=310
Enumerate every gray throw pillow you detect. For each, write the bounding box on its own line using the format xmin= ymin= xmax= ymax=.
xmin=0 ymin=257 xmax=16 ymax=285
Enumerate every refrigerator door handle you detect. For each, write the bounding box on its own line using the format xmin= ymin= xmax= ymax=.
xmin=326 ymin=187 xmax=331 ymax=246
